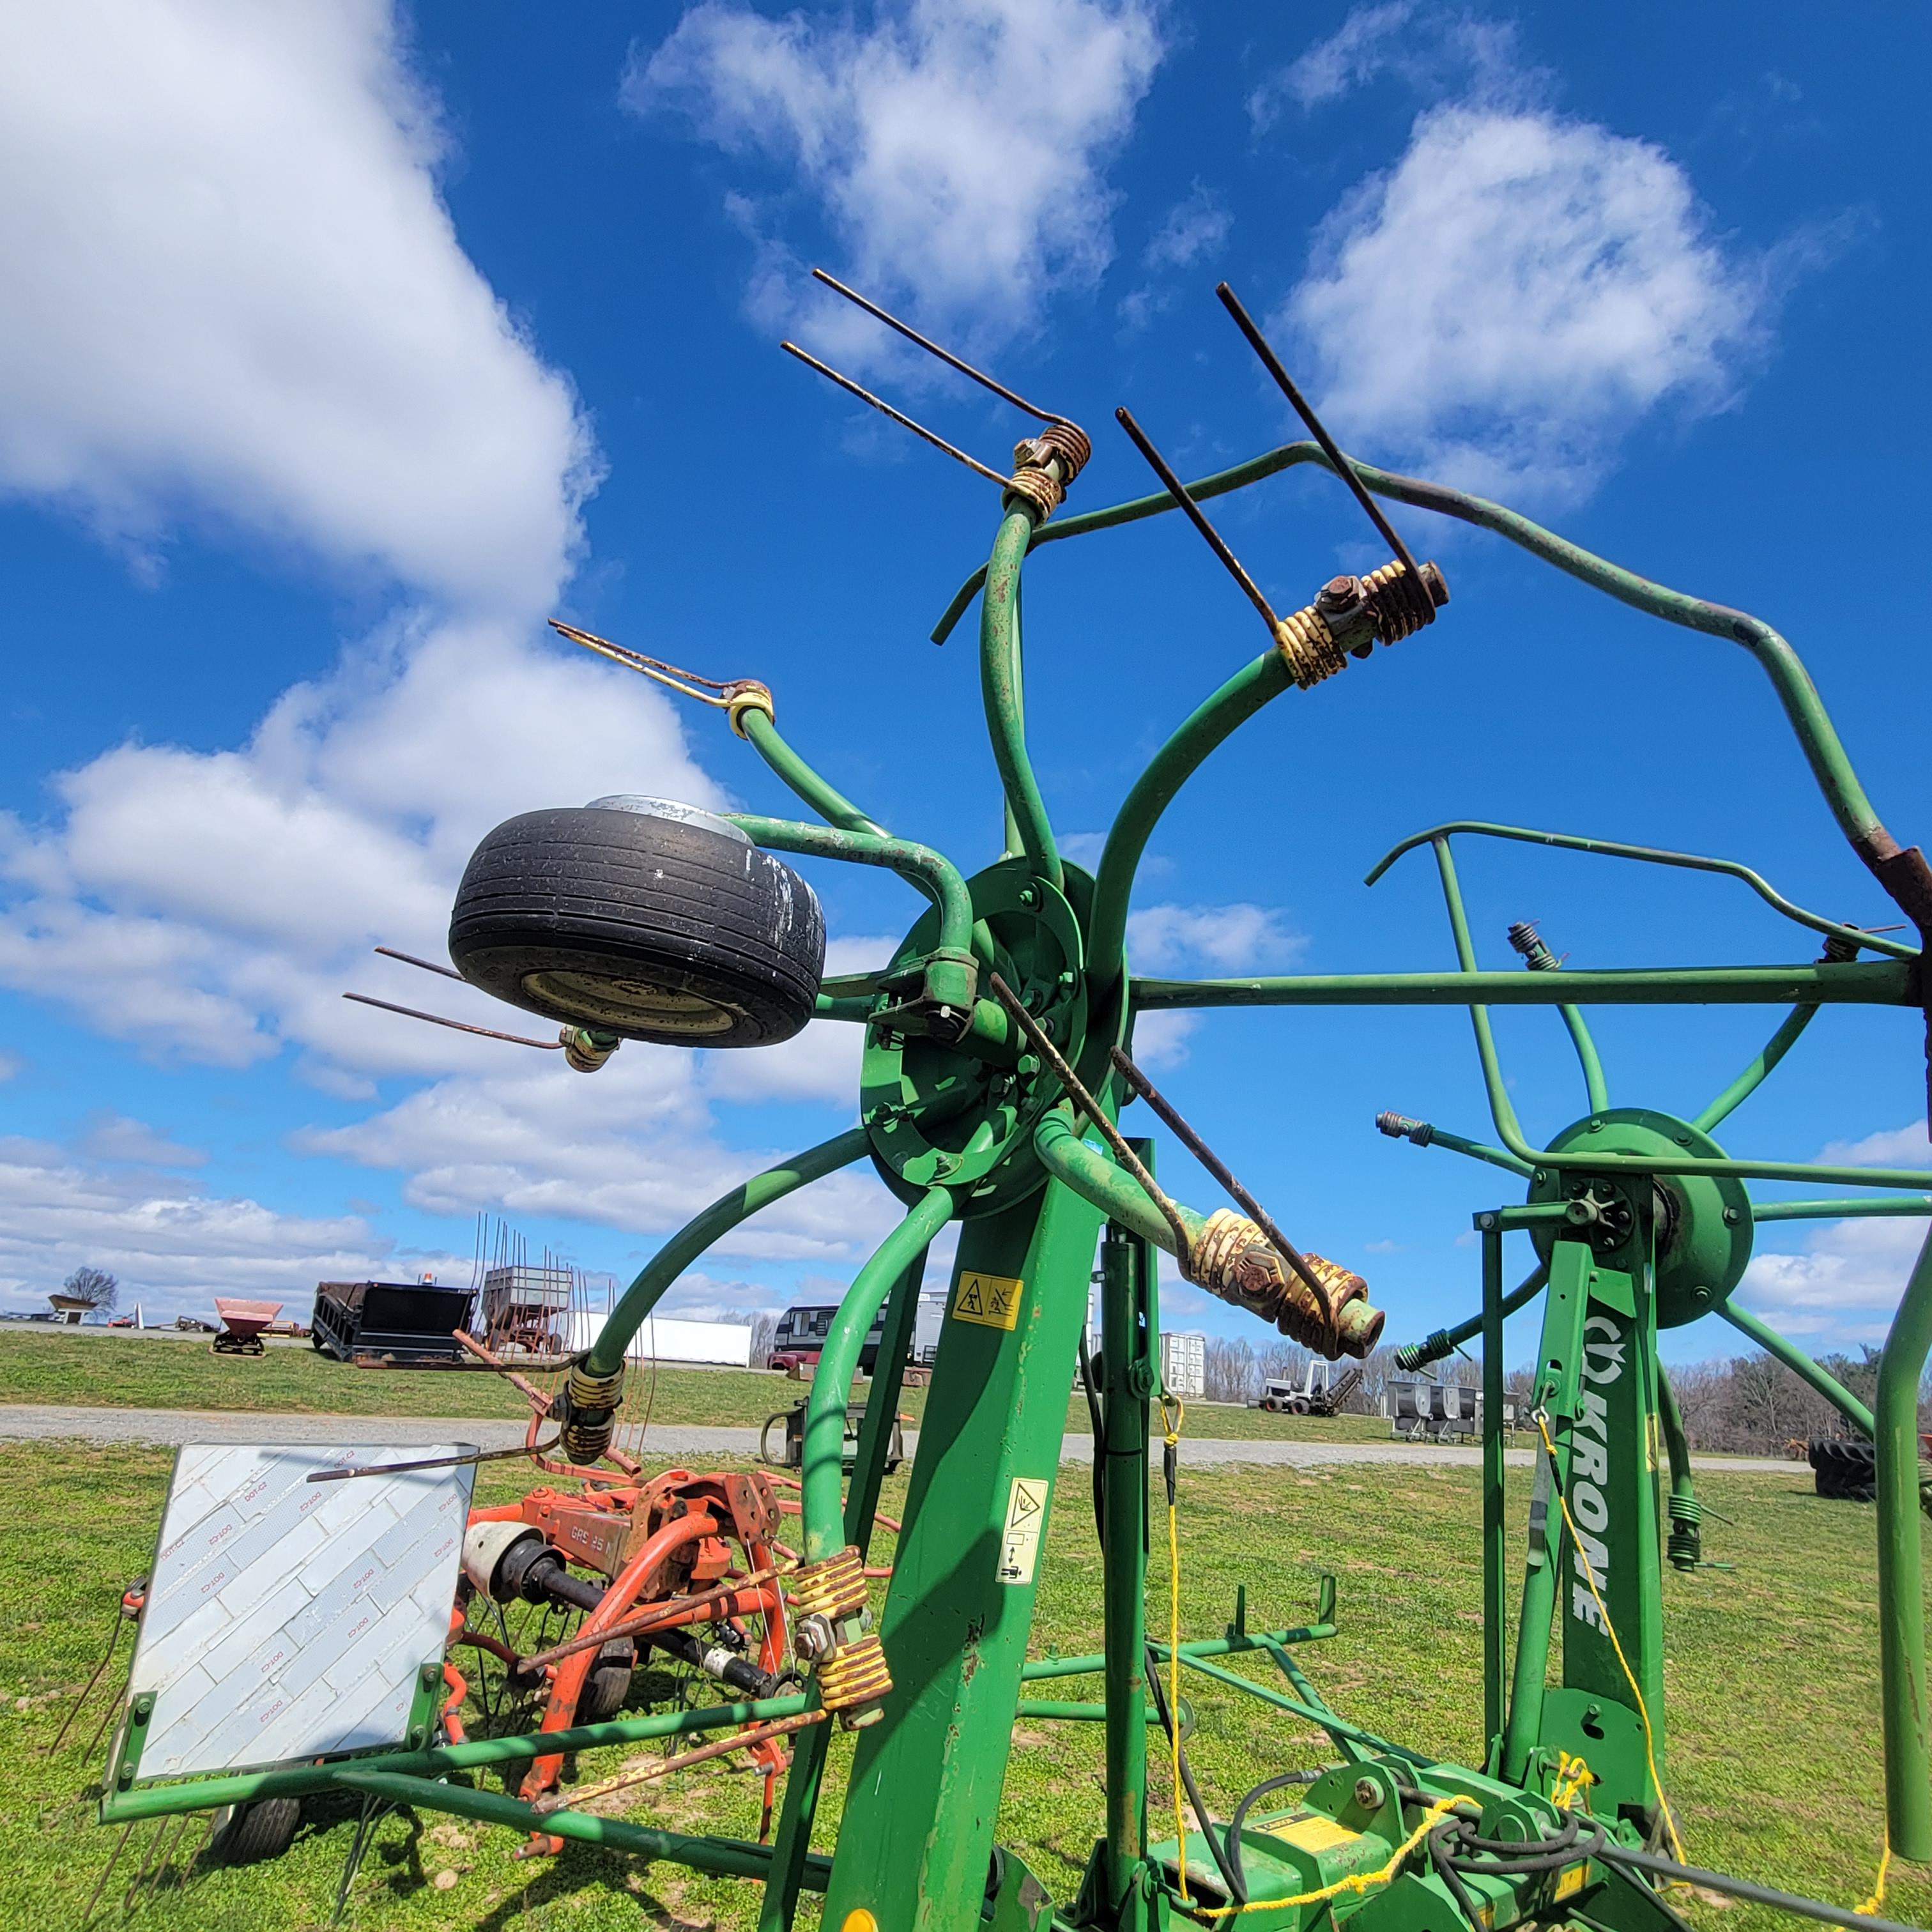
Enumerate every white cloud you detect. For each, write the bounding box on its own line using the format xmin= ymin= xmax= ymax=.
xmin=1249 ymin=3 xmax=1521 ymax=125
xmin=1817 ymin=1121 xmax=1932 ymax=1169
xmin=1284 ymin=102 xmax=1770 ymax=503
xmin=80 ymin=1114 xmax=207 ymax=1170
xmin=1737 ymin=1214 xmax=1929 ymax=1347
xmin=298 ymin=1052 xmax=900 ymax=1261
xmin=1127 ymin=902 xmax=1304 ymax=974
xmin=0 ymin=1 xmax=593 ymax=613
xmin=629 ymin=0 xmax=1162 ymax=362
xmin=0 ymin=622 xmax=724 ymax=1076
xmin=1129 ymin=1009 xmax=1199 ymax=1070
xmin=0 ymin=1133 xmax=430 ymax=1321
xmin=1144 ymin=183 xmax=1230 ymax=271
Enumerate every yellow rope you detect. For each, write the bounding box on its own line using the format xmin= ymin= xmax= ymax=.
xmin=1161 ymin=1393 xmax=1189 ymax=1905
xmin=1533 ymin=1412 xmax=1685 ymax=1862
xmin=1551 ymin=1749 xmax=1595 ymax=1813
xmin=1856 ymin=1838 xmax=1892 ymax=1916
xmin=1198 ymin=1794 xmax=1467 ymax=1919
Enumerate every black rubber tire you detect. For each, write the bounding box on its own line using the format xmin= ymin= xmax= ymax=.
xmin=578 ymin=1641 xmax=636 ymax=1726
xmin=215 ymin=1796 xmax=302 ymax=1864
xmin=448 ymin=807 xmax=824 ymax=1048
xmin=1811 ymin=1437 xmax=1877 ymax=1502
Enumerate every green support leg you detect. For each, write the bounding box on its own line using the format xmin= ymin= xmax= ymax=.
xmin=1500 ymin=1238 xmax=1592 ymax=1782
xmin=1097 ymin=1197 xmax=1156 ymax=1925
xmin=1876 ymin=1229 xmax=1932 ymax=1860
xmin=820 ymin=1178 xmax=1105 ymax=1932
xmin=1482 ymin=1223 xmax=1508 ymax=1761
xmin=759 ymin=1243 xmax=930 ymax=1932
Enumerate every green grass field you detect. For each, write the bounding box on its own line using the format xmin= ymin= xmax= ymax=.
xmin=1 ymin=1438 xmax=1924 ymax=1931
xmin=0 ymin=1330 xmax=1390 ymax=1443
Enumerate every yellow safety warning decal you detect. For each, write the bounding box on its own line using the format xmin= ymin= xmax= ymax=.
xmin=996 ymin=1478 xmax=1050 ymax=1584
xmin=1266 ymin=1813 xmax=1359 ymax=1854
xmin=953 ymin=1271 xmax=1023 ymax=1330
xmin=1554 ymin=1863 xmax=1588 ymax=1901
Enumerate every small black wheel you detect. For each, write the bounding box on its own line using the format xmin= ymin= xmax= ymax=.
xmin=1811 ymin=1438 xmax=1877 ymax=1502
xmin=214 ymin=1796 xmax=302 ymax=1864
xmin=449 ymin=801 xmax=824 ymax=1048
xmin=578 ymin=1640 xmax=636 ymax=1725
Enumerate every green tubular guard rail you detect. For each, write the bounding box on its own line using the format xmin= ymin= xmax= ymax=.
xmin=799 ymin=1184 xmax=954 ymax=1563
xmin=1363 ymin=819 xmax=1922 ymax=963
xmin=100 ymin=1694 xmax=815 ymax=1823
xmin=1131 ymin=960 xmax=1916 ymax=1009
xmin=584 ymin=1128 xmax=871 ymax=1379
xmin=738 ymin=705 xmax=888 ymax=839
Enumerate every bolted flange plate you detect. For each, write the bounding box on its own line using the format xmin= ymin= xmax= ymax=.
xmin=862 ymin=859 xmax=1120 ymax=1218
xmin=1526 ymin=1108 xmax=1752 ymax=1329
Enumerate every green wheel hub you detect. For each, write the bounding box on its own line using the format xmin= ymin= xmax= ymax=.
xmin=1527 ymin=1107 xmax=1753 ymax=1328
xmin=862 ymin=859 xmax=1116 ymax=1216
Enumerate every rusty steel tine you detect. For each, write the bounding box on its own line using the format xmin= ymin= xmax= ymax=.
xmin=82 ymin=1823 xmax=134 ymax=1927
xmin=780 ymin=342 xmax=1009 ymax=486
xmin=305 ymin=1437 xmax=565 ymax=1483
xmin=986 ymin=973 xmax=1194 ymax=1274
xmin=341 ymin=992 xmax=562 ymax=1050
xmin=1114 ymin=406 xmax=1281 ymax=634
xmin=47 ymin=1600 xmax=125 ymax=1756
xmin=1215 ymin=281 xmax=1426 ymax=590
xmin=809 ymin=267 xmax=1076 ymax=427
xmin=374 ymin=944 xmax=463 ymax=982
xmin=1110 ymin=1044 xmax=1335 ymax=1324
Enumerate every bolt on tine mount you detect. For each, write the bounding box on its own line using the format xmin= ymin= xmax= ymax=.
xmin=1116 ymin=293 xmax=1448 ymax=689
xmin=784 ymin=268 xmax=1091 ymax=519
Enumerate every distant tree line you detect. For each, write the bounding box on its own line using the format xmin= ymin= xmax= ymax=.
xmin=1199 ymin=1331 xmax=1931 ymax=1455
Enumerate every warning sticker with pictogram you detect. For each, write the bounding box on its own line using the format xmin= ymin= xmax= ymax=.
xmin=996 ymin=1477 xmax=1050 ymax=1584
xmin=951 ymin=1271 xmax=1023 ymax=1330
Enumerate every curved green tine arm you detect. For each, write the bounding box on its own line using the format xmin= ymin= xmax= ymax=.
xmin=726 ymin=814 xmax=974 ymax=963
xmin=1088 ymin=648 xmax=1294 ymax=1004
xmin=1376 ymin=1113 xmax=1535 ymax=1179
xmin=981 ymin=507 xmax=1062 ymax=892
xmin=1715 ymin=1300 xmax=1875 ymax=1436
xmin=800 ymin=1185 xmax=955 ymax=1562
xmin=1695 ymin=1004 xmax=1821 ymax=1134
xmin=1393 ymin=1264 xmax=1548 ymax=1371
xmin=1559 ymin=1004 xmax=1609 ymax=1114
xmin=1365 ymin=820 xmax=1920 ymax=962
xmin=936 ymin=444 xmax=1932 ymax=940
xmin=737 ymin=707 xmax=889 ymax=839
xmin=1751 ymin=1195 xmax=1932 ymax=1222
xmin=586 ymin=1128 xmax=872 ymax=1377
xmin=1433 ymin=837 xmax=1532 ymax=1151
xmin=1875 ymin=1227 xmax=1932 ymax=1859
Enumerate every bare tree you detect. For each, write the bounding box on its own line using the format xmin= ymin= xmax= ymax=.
xmin=63 ymin=1266 xmax=118 ymax=1315
xmin=1202 ymin=1336 xmax=1259 ymax=1405
xmin=749 ymin=1312 xmax=777 ymax=1368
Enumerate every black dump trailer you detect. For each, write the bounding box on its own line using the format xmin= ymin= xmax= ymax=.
xmin=311 ymin=1280 xmax=477 ymax=1366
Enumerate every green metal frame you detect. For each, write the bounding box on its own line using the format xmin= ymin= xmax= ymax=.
xmin=101 ymin=417 xmax=1932 ymax=1927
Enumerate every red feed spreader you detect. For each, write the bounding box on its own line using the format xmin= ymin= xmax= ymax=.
xmin=211 ymin=1298 xmax=282 ymax=1358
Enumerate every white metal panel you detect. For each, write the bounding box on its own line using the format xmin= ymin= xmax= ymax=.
xmin=123 ymin=1442 xmax=474 ymax=1781
xmin=564 ymin=1310 xmax=753 ymax=1367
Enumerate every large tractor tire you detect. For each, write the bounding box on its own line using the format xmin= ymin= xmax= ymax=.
xmin=1809 ymin=1438 xmax=1877 ymax=1502
xmin=449 ymin=800 xmax=824 ymax=1048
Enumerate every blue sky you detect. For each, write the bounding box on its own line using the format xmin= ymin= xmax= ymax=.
xmin=1 ymin=1 xmax=1927 ymax=1363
